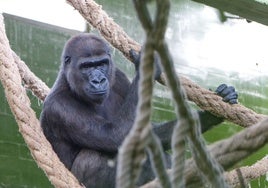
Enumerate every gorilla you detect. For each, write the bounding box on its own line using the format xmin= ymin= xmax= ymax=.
xmin=40 ymin=33 xmax=238 ymax=188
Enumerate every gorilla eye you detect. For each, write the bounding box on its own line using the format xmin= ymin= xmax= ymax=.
xmin=99 ymin=59 xmax=109 ymax=66
xmin=80 ymin=63 xmax=93 ymax=69
xmin=64 ymin=56 xmax=71 ymax=64
xmin=80 ymin=58 xmax=109 ymax=70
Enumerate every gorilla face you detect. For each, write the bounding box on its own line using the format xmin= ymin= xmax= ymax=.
xmin=62 ymin=33 xmax=115 ymax=104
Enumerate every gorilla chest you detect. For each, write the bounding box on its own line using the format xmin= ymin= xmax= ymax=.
xmin=94 ymin=102 xmax=119 ymax=120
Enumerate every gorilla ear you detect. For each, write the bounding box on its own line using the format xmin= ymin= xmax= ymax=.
xmin=64 ymin=56 xmax=71 ymax=64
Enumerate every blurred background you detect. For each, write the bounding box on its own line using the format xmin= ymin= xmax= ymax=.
xmin=0 ymin=0 xmax=268 ymax=187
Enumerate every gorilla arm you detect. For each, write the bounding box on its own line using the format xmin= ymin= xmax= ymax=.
xmin=153 ymin=111 xmax=223 ymax=151
xmin=152 ymin=84 xmax=238 ymax=151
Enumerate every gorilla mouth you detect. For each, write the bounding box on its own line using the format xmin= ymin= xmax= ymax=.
xmin=88 ymin=90 xmax=108 ymax=104
xmin=90 ymin=90 xmax=107 ymax=96
xmin=89 ymin=90 xmax=107 ymax=96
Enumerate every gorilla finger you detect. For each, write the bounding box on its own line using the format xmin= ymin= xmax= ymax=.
xmin=129 ymin=49 xmax=139 ymax=61
xmin=215 ymin=84 xmax=227 ymax=94
xmin=222 ymin=92 xmax=238 ymax=104
xmin=223 ymin=97 xmax=238 ymax=104
xmin=129 ymin=49 xmax=141 ymax=70
xmin=229 ymin=99 xmax=238 ymax=104
xmin=219 ymin=86 xmax=235 ymax=97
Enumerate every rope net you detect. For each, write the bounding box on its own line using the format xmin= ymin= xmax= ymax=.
xmin=0 ymin=0 xmax=268 ymax=187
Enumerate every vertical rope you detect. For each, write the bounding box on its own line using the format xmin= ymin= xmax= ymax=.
xmin=0 ymin=14 xmax=83 ymax=188
xmin=116 ymin=0 xmax=172 ymax=187
xmin=147 ymin=132 xmax=171 ymax=188
xmin=67 ymin=0 xmax=267 ymax=128
xmin=116 ymin=35 xmax=155 ymax=188
xmin=156 ymin=20 xmax=229 ymax=188
xmin=129 ymin=0 xmax=228 ymax=187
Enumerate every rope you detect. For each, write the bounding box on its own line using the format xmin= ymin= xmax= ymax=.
xmin=150 ymin=1 xmax=227 ymax=187
xmin=225 ymin=155 xmax=268 ymax=187
xmin=0 ymin=14 xmax=83 ymax=188
xmin=120 ymin=0 xmax=227 ymax=187
xmin=185 ymin=117 xmax=268 ymax=187
xmin=116 ymin=40 xmax=157 ymax=187
xmin=12 ymin=52 xmax=50 ymax=101
xmin=141 ymin=118 xmax=268 ymax=188
xmin=66 ymin=0 xmax=140 ymax=60
xmin=117 ymin=1 xmax=172 ymax=187
xmin=66 ymin=0 xmax=267 ymax=128
xmin=0 ymin=0 xmax=267 ymax=187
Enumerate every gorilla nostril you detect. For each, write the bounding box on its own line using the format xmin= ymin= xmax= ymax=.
xmin=91 ymin=78 xmax=106 ymax=85
xmin=91 ymin=80 xmax=100 ymax=85
xmin=100 ymin=78 xmax=106 ymax=84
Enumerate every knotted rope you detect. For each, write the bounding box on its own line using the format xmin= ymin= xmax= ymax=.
xmin=0 ymin=0 xmax=267 ymax=187
xmin=117 ymin=0 xmax=172 ymax=187
xmin=118 ymin=0 xmax=228 ymax=187
xmin=141 ymin=118 xmax=268 ymax=188
xmin=0 ymin=14 xmax=83 ymax=188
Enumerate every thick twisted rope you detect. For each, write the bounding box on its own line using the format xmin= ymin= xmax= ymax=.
xmin=141 ymin=118 xmax=268 ymax=188
xmin=12 ymin=52 xmax=50 ymax=101
xmin=150 ymin=1 xmax=227 ymax=187
xmin=66 ymin=0 xmax=267 ymax=128
xmin=66 ymin=0 xmax=140 ymax=60
xmin=225 ymin=155 xmax=268 ymax=187
xmin=0 ymin=14 xmax=83 ymax=188
xmin=116 ymin=41 xmax=167 ymax=187
xmin=185 ymin=117 xmax=268 ymax=187
xmin=119 ymin=0 xmax=228 ymax=187
xmin=1 ymin=0 xmax=267 ymax=187
xmin=116 ymin=1 xmax=171 ymax=187
xmin=116 ymin=41 xmax=155 ymax=187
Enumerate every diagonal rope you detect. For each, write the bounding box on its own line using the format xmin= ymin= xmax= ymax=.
xmin=120 ymin=0 xmax=227 ymax=187
xmin=66 ymin=0 xmax=267 ymax=128
xmin=0 ymin=14 xmax=83 ymax=188
xmin=116 ymin=2 xmax=171 ymax=186
xmin=140 ymin=118 xmax=268 ymax=188
xmin=0 ymin=1 xmax=267 ymax=187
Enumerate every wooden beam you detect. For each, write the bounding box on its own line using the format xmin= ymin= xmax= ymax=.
xmin=192 ymin=0 xmax=268 ymax=26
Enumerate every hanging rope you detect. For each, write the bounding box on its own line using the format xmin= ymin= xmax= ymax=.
xmin=118 ymin=0 xmax=228 ymax=187
xmin=12 ymin=52 xmax=50 ymax=101
xmin=117 ymin=0 xmax=172 ymax=187
xmin=0 ymin=14 xmax=83 ymax=188
xmin=140 ymin=118 xmax=268 ymax=188
xmin=66 ymin=0 xmax=267 ymax=128
xmin=0 ymin=0 xmax=267 ymax=187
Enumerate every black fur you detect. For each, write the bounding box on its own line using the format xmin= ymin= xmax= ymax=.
xmin=40 ymin=33 xmax=238 ymax=188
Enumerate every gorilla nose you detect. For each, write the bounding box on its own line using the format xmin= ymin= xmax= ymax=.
xmin=90 ymin=77 xmax=108 ymax=90
xmin=91 ymin=77 xmax=106 ymax=84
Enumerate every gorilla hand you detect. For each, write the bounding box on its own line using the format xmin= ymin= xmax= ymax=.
xmin=129 ymin=49 xmax=162 ymax=80
xmin=216 ymin=84 xmax=238 ymax=104
xmin=129 ymin=49 xmax=140 ymax=71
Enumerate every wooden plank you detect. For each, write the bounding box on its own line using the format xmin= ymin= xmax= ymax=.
xmin=192 ymin=0 xmax=268 ymax=26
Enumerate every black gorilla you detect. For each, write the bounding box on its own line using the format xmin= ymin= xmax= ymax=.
xmin=40 ymin=33 xmax=238 ymax=188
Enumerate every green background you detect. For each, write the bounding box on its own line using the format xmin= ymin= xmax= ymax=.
xmin=1 ymin=0 xmax=268 ymax=187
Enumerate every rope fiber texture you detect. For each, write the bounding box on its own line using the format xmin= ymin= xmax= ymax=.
xmin=116 ymin=1 xmax=172 ymax=187
xmin=0 ymin=14 xmax=83 ymax=188
xmin=0 ymin=0 xmax=268 ymax=187
xmin=119 ymin=0 xmax=228 ymax=187
xmin=66 ymin=0 xmax=267 ymax=128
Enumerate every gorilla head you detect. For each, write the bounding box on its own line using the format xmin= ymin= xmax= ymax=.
xmin=61 ymin=33 xmax=115 ymax=104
